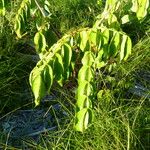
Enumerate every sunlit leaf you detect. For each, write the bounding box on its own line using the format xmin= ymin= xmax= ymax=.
xmin=81 ymin=51 xmax=95 ymax=66
xmin=14 ymin=0 xmax=31 ymax=38
xmin=30 ymin=70 xmax=46 ymax=106
xmin=89 ymin=29 xmax=102 ymax=51
xmin=78 ymin=66 xmax=94 ymax=82
xmin=62 ymin=43 xmax=72 ymax=68
xmin=104 ymin=0 xmax=120 ymax=12
xmin=53 ymin=53 xmax=64 ymax=86
xmin=89 ymin=29 xmax=97 ymax=46
xmin=131 ymin=0 xmax=149 ymax=20
xmin=120 ymin=34 xmax=127 ymax=61
xmin=136 ymin=0 xmax=149 ymax=20
xmin=108 ymin=14 xmax=120 ymax=30
xmin=74 ymin=108 xmax=93 ymax=132
xmin=14 ymin=17 xmax=21 ymax=38
xmin=34 ymin=31 xmax=47 ymax=55
xmin=79 ymin=30 xmax=89 ymax=51
xmin=0 ymin=0 xmax=5 ymax=16
xmin=76 ymin=95 xmax=90 ymax=110
xmin=77 ymin=81 xmax=93 ymax=98
xmin=124 ymin=36 xmax=132 ymax=60
xmin=121 ymin=15 xmax=130 ymax=24
xmin=131 ymin=0 xmax=138 ymax=12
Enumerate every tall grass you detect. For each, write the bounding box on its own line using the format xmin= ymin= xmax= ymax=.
xmin=0 ymin=0 xmax=149 ymax=149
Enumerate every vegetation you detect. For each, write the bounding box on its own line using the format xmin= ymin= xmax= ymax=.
xmin=0 ymin=0 xmax=150 ymax=149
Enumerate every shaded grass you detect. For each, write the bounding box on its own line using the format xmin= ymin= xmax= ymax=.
xmin=0 ymin=55 xmax=34 ymax=114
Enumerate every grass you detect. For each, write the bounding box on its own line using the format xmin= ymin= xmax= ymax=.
xmin=1 ymin=34 xmax=148 ymax=150
xmin=0 ymin=0 xmax=150 ymax=149
xmin=24 ymin=34 xmax=149 ymax=150
xmin=47 ymin=0 xmax=103 ymax=33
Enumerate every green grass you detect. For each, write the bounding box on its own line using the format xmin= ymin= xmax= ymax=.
xmin=2 ymin=35 xmax=148 ymax=150
xmin=0 ymin=0 xmax=150 ymax=149
xmin=47 ymin=0 xmax=102 ymax=33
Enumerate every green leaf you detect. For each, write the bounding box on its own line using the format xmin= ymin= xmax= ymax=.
xmin=20 ymin=14 xmax=26 ymax=35
xmin=95 ymin=49 xmax=103 ymax=64
xmin=121 ymin=15 xmax=130 ymax=24
xmin=0 ymin=0 xmax=5 ymax=16
xmin=101 ymin=28 xmax=110 ymax=60
xmin=104 ymin=0 xmax=120 ymax=12
xmin=89 ymin=29 xmax=102 ymax=50
xmin=89 ymin=29 xmax=97 ymax=46
xmin=30 ymin=70 xmax=46 ymax=106
xmin=78 ymin=66 xmax=94 ymax=83
xmin=96 ymin=61 xmax=106 ymax=69
xmin=61 ymin=43 xmax=72 ymax=80
xmin=22 ymin=3 xmax=30 ymax=22
xmin=108 ymin=31 xmax=120 ymax=57
xmin=136 ymin=0 xmax=149 ymax=20
xmin=14 ymin=17 xmax=21 ymax=38
xmin=96 ymin=30 xmax=102 ymax=50
xmin=14 ymin=14 xmax=25 ymax=38
xmin=74 ymin=108 xmax=93 ymax=132
xmin=131 ymin=0 xmax=138 ymax=12
xmin=53 ymin=53 xmax=64 ymax=86
xmin=102 ymin=28 xmax=110 ymax=46
xmin=43 ymin=65 xmax=53 ymax=93
xmin=44 ymin=29 xmax=58 ymax=48
xmin=34 ymin=31 xmax=47 ymax=55
xmin=79 ymin=30 xmax=89 ymax=51
xmin=81 ymin=51 xmax=95 ymax=66
xmin=14 ymin=14 xmax=26 ymax=38
xmin=62 ymin=43 xmax=72 ymax=68
xmin=120 ymin=34 xmax=127 ymax=61
xmin=108 ymin=14 xmax=120 ymax=30
xmin=124 ymin=36 xmax=132 ymax=60
xmin=14 ymin=0 xmax=31 ymax=38
xmin=43 ymin=0 xmax=51 ymax=17
xmin=76 ymin=95 xmax=92 ymax=110
xmin=131 ymin=0 xmax=149 ymax=20
xmin=97 ymin=90 xmax=104 ymax=100
xmin=70 ymin=36 xmax=74 ymax=47
xmin=77 ymin=81 xmax=93 ymax=99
